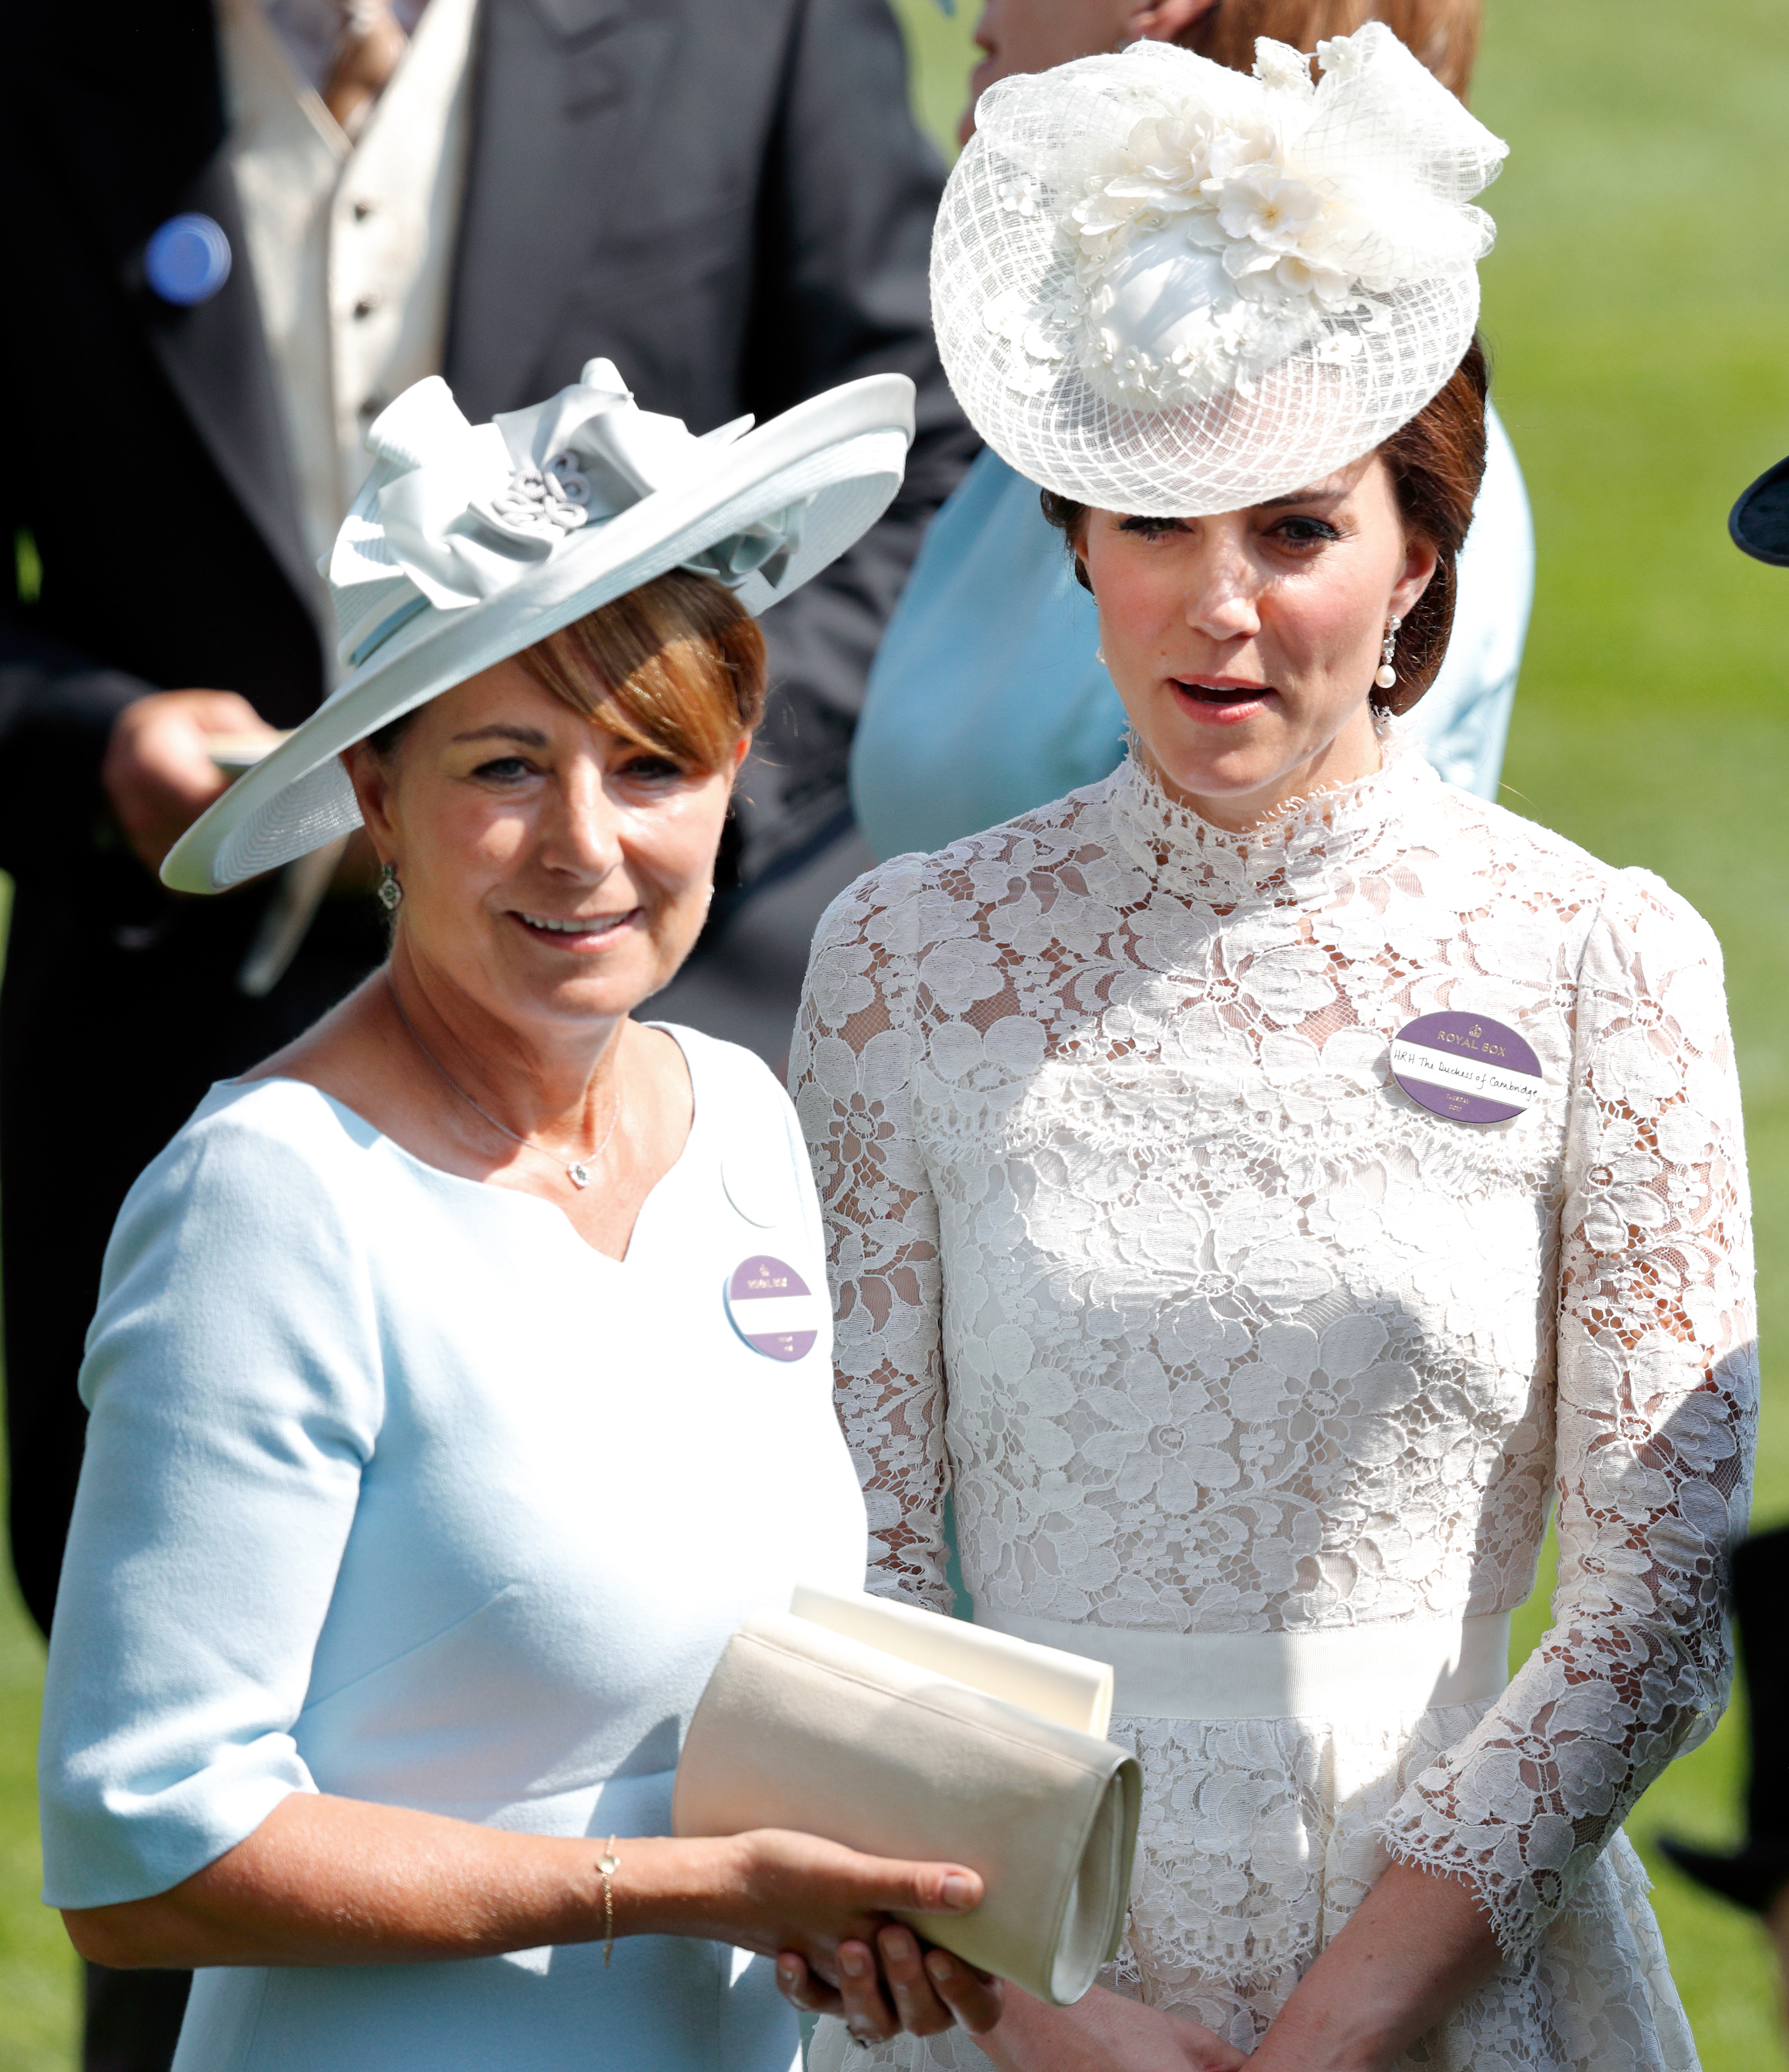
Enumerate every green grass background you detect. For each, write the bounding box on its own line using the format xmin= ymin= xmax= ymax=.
xmin=3 ymin=0 xmax=1788 ymax=2061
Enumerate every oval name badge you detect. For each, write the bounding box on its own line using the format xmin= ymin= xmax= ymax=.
xmin=724 ymin=1255 xmax=824 ymax=1363
xmin=1390 ymin=1012 xmax=1542 ymax=1125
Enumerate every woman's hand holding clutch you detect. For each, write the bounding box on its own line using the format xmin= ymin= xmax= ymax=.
xmin=777 ymin=1921 xmax=1004 ymax=2044
xmin=698 ymin=1827 xmax=1002 ymax=2039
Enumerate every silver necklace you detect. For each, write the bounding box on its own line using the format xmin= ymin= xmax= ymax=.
xmin=388 ymin=981 xmax=622 ymax=1190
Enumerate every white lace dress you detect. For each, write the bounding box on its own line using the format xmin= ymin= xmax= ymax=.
xmin=791 ymin=731 xmax=1756 ymax=2069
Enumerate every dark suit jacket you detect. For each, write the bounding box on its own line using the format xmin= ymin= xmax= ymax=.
xmin=0 ymin=0 xmax=972 ymax=1635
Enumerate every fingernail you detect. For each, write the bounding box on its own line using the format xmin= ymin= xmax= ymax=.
xmin=941 ymin=1873 xmax=974 ymax=1908
xmin=841 ymin=1946 xmax=870 ymax=1979
xmin=926 ymin=1952 xmax=954 ymax=1983
xmin=777 ymin=1958 xmax=799 ymax=1983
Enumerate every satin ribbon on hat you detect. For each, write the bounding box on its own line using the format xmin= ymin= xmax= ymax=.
xmin=328 ymin=358 xmax=810 ymax=661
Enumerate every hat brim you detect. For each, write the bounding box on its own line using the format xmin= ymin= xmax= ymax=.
xmin=1657 ymin=1835 xmax=1789 ymax=1914
xmin=164 ymin=375 xmax=913 ymax=894
xmin=1731 ymin=454 xmax=1789 ymax=566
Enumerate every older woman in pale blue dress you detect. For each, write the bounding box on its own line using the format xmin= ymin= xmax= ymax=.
xmin=37 ymin=362 xmax=1000 ymax=2071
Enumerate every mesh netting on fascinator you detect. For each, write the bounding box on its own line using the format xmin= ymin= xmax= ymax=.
xmin=931 ymin=24 xmax=1507 ymax=514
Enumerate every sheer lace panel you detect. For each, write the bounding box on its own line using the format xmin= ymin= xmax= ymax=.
xmin=792 ymin=735 xmax=1755 ymax=2017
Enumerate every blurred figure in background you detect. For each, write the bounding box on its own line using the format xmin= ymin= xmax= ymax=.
xmin=1657 ymin=442 xmax=1789 ymax=2014
xmin=1659 ymin=1526 xmax=1789 ymax=2007
xmin=0 ymin=2 xmax=967 ymax=2064
xmin=850 ymin=0 xmax=1531 ymax=864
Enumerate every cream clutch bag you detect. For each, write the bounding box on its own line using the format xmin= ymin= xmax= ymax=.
xmin=672 ymin=1584 xmax=1141 ymax=2005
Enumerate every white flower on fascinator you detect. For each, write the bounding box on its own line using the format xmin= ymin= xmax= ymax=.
xmin=1215 ymin=165 xmax=1324 ymax=253
xmin=1309 ymin=32 xmax=1371 ymax=81
xmin=931 ymin=24 xmax=1507 ymax=514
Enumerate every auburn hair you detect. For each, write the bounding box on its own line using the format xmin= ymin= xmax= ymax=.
xmin=1179 ymin=0 xmax=1480 ymax=99
xmin=1039 ymin=336 xmax=1490 ymax=714
xmin=372 ymin=567 xmax=765 ymax=770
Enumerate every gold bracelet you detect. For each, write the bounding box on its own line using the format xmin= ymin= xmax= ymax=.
xmin=598 ymin=1837 xmax=621 ymax=1968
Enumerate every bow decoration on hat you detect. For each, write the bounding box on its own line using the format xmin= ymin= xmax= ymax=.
xmin=972 ymin=24 xmax=1506 ymax=411
xmin=329 ymin=360 xmax=810 ymax=664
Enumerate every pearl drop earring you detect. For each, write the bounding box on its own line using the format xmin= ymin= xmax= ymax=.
xmin=1375 ymin=615 xmax=1402 ymax=691
xmin=1094 ymin=644 xmax=1108 ymax=666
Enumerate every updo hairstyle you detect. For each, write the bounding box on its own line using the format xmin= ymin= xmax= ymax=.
xmin=1039 ymin=335 xmax=1490 ymax=714
xmin=370 ymin=567 xmax=766 ymax=768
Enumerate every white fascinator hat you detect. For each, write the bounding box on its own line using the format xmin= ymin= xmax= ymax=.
xmin=931 ymin=24 xmax=1506 ymax=515
xmin=164 ymin=360 xmax=915 ymax=894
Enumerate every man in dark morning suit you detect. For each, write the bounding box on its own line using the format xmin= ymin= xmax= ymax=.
xmin=0 ymin=2 xmax=969 ymax=2061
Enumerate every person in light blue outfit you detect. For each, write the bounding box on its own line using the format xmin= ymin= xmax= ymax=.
xmin=852 ymin=412 xmax=1531 ymax=861
xmin=36 ymin=365 xmax=1002 ymax=2071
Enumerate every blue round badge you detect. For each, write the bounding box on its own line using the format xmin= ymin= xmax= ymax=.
xmin=145 ymin=214 xmax=232 ymax=307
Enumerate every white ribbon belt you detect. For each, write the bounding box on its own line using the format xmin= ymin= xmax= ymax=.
xmin=974 ymin=1609 xmax=1510 ymax=1722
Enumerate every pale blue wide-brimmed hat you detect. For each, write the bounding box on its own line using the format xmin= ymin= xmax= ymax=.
xmin=164 ymin=358 xmax=914 ymax=894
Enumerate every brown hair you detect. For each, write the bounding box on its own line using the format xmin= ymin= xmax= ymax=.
xmin=1039 ymin=336 xmax=1490 ymax=713
xmin=1180 ymin=0 xmax=1481 ymax=100
xmin=372 ymin=566 xmax=766 ymax=768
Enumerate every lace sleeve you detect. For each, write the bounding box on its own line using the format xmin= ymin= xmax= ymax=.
xmin=1383 ymin=870 xmax=1759 ymax=1961
xmin=791 ymin=858 xmax=955 ymax=1613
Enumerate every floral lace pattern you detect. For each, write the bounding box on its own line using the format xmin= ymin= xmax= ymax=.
xmin=791 ymin=731 xmax=1754 ymax=2067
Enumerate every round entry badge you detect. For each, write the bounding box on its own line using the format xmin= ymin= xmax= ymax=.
xmin=1390 ymin=1012 xmax=1542 ymax=1125
xmin=724 ymin=1255 xmax=824 ymax=1363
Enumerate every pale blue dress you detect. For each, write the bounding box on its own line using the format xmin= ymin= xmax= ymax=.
xmin=849 ymin=405 xmax=1534 ymax=858
xmin=38 ymin=1026 xmax=869 ymax=2072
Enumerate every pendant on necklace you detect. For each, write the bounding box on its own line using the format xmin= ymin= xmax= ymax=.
xmin=567 ymin=1162 xmax=592 ymax=1189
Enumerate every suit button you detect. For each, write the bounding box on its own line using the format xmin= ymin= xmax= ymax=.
xmin=144 ymin=214 xmax=232 ymax=306
xmin=353 ymin=295 xmax=380 ymax=319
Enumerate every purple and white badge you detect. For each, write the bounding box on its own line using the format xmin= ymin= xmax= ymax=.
xmin=724 ymin=1255 xmax=824 ymax=1363
xmin=1389 ymin=1012 xmax=1543 ymax=1125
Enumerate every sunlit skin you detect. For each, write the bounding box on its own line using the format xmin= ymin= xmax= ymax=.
xmin=66 ymin=655 xmax=1006 ymax=2045
xmin=1080 ymin=452 xmax=1439 ymax=831
xmin=235 ymin=658 xmax=750 ymax=1264
xmin=355 ymin=658 xmax=741 ymax=1038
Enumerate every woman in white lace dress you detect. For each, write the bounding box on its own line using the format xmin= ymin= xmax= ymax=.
xmin=787 ymin=28 xmax=1755 ymax=2072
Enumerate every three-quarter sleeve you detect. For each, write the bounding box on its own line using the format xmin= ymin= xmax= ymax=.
xmin=791 ymin=858 xmax=956 ymax=1613
xmin=39 ymin=1099 xmax=385 ymax=1908
xmin=1384 ymin=870 xmax=1759 ymax=1961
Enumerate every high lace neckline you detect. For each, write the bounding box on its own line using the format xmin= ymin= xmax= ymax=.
xmin=1105 ymin=717 xmax=1434 ymax=906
